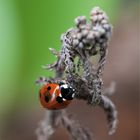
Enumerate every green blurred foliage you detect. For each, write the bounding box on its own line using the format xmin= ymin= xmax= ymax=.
xmin=0 ymin=0 xmax=120 ymax=120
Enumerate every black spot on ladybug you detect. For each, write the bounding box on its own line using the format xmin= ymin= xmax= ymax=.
xmin=56 ymin=96 xmax=63 ymax=103
xmin=45 ymin=96 xmax=50 ymax=103
xmin=47 ymin=86 xmax=51 ymax=91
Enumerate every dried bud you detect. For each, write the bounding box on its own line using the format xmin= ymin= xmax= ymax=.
xmin=75 ymin=16 xmax=87 ymax=27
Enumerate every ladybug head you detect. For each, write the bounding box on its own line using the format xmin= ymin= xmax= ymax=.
xmin=59 ymin=83 xmax=75 ymax=100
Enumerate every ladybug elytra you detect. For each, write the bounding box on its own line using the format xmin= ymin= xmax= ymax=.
xmin=39 ymin=83 xmax=75 ymax=110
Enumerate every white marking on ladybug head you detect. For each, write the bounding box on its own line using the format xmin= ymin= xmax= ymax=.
xmin=61 ymin=84 xmax=68 ymax=89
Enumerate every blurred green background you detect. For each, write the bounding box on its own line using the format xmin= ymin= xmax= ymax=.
xmin=0 ymin=0 xmax=138 ymax=140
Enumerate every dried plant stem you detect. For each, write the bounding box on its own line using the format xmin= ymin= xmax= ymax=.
xmin=36 ymin=7 xmax=118 ymax=140
xmin=36 ymin=111 xmax=61 ymax=140
xmin=61 ymin=111 xmax=93 ymax=140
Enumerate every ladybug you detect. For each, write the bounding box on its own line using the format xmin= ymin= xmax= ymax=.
xmin=39 ymin=83 xmax=75 ymax=110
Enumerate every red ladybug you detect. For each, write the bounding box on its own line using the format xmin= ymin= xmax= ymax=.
xmin=39 ymin=83 xmax=75 ymax=110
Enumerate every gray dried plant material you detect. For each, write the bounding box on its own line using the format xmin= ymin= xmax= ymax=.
xmin=36 ymin=7 xmax=118 ymax=140
xmin=61 ymin=111 xmax=93 ymax=140
xmin=67 ymin=74 xmax=118 ymax=135
xmin=36 ymin=110 xmax=93 ymax=140
xmin=36 ymin=111 xmax=62 ymax=140
xmin=99 ymin=95 xmax=118 ymax=135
